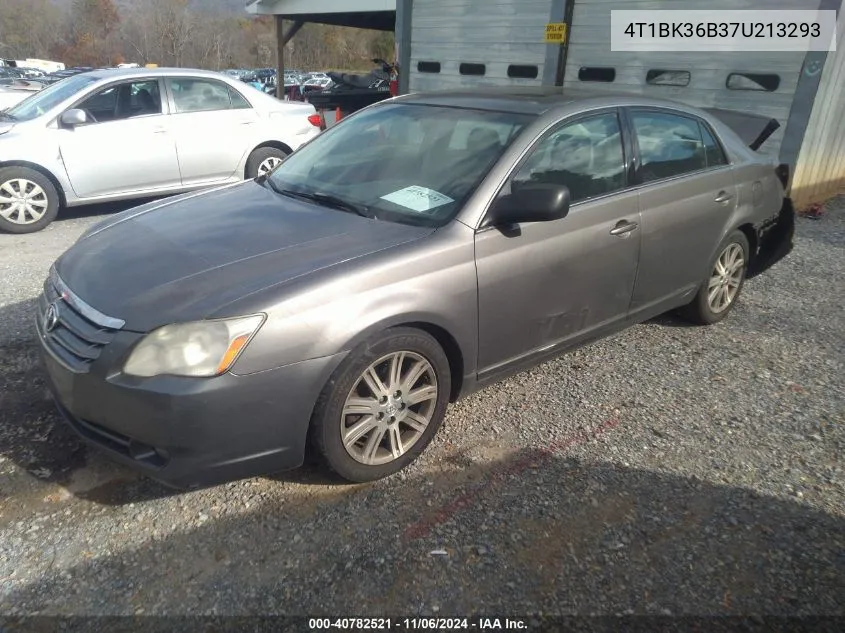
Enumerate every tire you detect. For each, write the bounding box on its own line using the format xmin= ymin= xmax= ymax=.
xmin=245 ymin=146 xmax=289 ymax=179
xmin=0 ymin=166 xmax=60 ymax=234
xmin=310 ymin=327 xmax=451 ymax=483
xmin=680 ymin=230 xmax=750 ymax=325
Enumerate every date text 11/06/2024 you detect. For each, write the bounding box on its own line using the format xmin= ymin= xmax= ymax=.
xmin=308 ymin=618 xmax=528 ymax=630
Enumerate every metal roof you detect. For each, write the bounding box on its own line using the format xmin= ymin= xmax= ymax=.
xmin=246 ymin=0 xmax=396 ymax=30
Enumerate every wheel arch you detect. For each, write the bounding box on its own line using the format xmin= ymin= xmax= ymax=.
xmin=736 ymin=223 xmax=758 ymax=261
xmin=336 ymin=315 xmax=469 ymax=403
xmin=244 ymin=141 xmax=293 ymax=178
xmin=0 ymin=160 xmax=67 ymax=207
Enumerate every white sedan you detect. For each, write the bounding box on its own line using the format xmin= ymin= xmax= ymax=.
xmin=0 ymin=68 xmax=321 ymax=233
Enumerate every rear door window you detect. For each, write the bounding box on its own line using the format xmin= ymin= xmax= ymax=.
xmin=699 ymin=122 xmax=728 ymax=167
xmin=168 ymin=78 xmax=235 ymax=113
xmin=630 ymin=111 xmax=707 ymax=182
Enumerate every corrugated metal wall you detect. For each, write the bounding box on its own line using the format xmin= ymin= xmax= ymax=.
xmin=408 ymin=0 xmax=552 ymax=92
xmin=790 ymin=12 xmax=845 ymax=208
xmin=561 ymin=0 xmax=811 ymax=159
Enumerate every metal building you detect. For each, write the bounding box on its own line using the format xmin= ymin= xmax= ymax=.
xmin=249 ymin=0 xmax=844 ymax=208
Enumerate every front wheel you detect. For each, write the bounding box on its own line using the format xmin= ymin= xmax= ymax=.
xmin=245 ymin=146 xmax=289 ymax=179
xmin=310 ymin=327 xmax=451 ymax=482
xmin=681 ymin=230 xmax=750 ymax=325
xmin=0 ymin=166 xmax=60 ymax=234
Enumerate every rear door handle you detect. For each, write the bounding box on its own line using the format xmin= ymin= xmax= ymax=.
xmin=714 ymin=191 xmax=733 ymax=203
xmin=609 ymin=220 xmax=639 ymax=236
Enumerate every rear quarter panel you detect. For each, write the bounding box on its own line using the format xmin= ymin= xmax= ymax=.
xmin=706 ymin=115 xmax=785 ymax=256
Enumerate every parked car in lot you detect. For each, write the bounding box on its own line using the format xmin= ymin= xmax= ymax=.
xmin=36 ymin=88 xmax=792 ymax=488
xmin=0 ymin=79 xmax=45 ymax=110
xmin=0 ymin=67 xmax=320 ymax=233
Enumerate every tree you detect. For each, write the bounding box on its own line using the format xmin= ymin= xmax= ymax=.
xmin=63 ymin=0 xmax=121 ymax=66
xmin=0 ymin=0 xmax=63 ymax=60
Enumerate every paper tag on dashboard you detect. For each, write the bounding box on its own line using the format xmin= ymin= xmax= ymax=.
xmin=380 ymin=186 xmax=454 ymax=213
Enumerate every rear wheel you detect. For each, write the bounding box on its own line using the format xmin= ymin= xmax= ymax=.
xmin=0 ymin=167 xmax=60 ymax=234
xmin=681 ymin=230 xmax=750 ymax=325
xmin=245 ymin=147 xmax=289 ymax=179
xmin=310 ymin=327 xmax=451 ymax=482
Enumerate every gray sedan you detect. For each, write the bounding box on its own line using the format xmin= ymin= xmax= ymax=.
xmin=36 ymin=88 xmax=793 ymax=487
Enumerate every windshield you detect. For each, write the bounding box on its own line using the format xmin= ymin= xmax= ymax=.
xmin=6 ymin=73 xmax=98 ymax=121
xmin=268 ymin=103 xmax=534 ymax=227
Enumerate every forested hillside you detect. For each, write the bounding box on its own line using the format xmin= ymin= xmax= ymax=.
xmin=0 ymin=0 xmax=393 ymax=71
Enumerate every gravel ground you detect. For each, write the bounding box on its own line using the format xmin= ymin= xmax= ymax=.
xmin=0 ymin=197 xmax=843 ymax=618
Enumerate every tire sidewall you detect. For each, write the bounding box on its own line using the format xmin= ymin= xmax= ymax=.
xmin=695 ymin=230 xmax=750 ymax=324
xmin=245 ymin=147 xmax=288 ymax=179
xmin=313 ymin=327 xmax=451 ymax=482
xmin=0 ymin=167 xmax=60 ymax=234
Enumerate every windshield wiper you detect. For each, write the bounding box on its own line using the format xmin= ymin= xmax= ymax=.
xmin=0 ymin=111 xmax=16 ymax=120
xmin=277 ymin=188 xmax=371 ymax=219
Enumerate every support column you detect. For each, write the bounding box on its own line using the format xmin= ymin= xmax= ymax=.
xmin=275 ymin=18 xmax=305 ymax=99
xmin=395 ymin=0 xmax=413 ymax=94
xmin=276 ymin=15 xmax=285 ymax=99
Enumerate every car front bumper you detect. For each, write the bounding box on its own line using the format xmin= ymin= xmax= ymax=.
xmin=35 ymin=311 xmax=346 ymax=489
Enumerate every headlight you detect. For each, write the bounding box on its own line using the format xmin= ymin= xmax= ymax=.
xmin=123 ymin=315 xmax=265 ymax=378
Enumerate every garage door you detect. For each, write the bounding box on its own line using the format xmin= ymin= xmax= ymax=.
xmin=561 ymin=0 xmax=809 ymax=158
xmin=409 ymin=0 xmax=551 ymax=92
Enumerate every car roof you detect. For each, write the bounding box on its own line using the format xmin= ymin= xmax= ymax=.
xmin=83 ymin=67 xmax=237 ymax=81
xmin=395 ymin=87 xmax=701 ymax=116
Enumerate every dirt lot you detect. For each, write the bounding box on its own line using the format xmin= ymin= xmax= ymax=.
xmin=0 ymin=198 xmax=843 ymax=617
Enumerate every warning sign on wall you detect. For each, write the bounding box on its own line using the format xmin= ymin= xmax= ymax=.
xmin=544 ymin=22 xmax=567 ymax=43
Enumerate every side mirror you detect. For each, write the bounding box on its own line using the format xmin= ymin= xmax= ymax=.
xmin=489 ymin=183 xmax=571 ymax=225
xmin=60 ymin=108 xmax=88 ymax=127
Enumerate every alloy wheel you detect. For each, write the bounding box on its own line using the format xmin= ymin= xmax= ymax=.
xmin=0 ymin=179 xmax=49 ymax=225
xmin=257 ymin=156 xmax=283 ymax=176
xmin=708 ymin=242 xmax=745 ymax=313
xmin=341 ymin=351 xmax=438 ymax=466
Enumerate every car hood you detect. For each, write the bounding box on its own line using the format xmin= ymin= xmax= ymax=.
xmin=0 ymin=120 xmax=16 ymax=135
xmin=56 ymin=180 xmax=434 ymax=332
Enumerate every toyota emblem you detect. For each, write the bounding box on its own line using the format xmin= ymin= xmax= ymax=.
xmin=43 ymin=302 xmax=60 ymax=333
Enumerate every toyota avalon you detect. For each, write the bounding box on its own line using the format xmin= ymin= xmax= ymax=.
xmin=35 ymin=88 xmax=793 ymax=487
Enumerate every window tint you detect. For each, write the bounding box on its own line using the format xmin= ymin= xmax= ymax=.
xmin=459 ymin=63 xmax=486 ymax=76
xmin=631 ymin=111 xmax=706 ymax=182
xmin=228 ymin=87 xmax=251 ymax=109
xmin=417 ymin=61 xmax=441 ymax=73
xmin=448 ymin=120 xmax=521 ymax=151
xmin=578 ymin=67 xmax=615 ymax=82
xmin=646 ymin=69 xmax=690 ymax=86
xmin=699 ymin=122 xmax=728 ymax=167
xmin=726 ymin=72 xmax=780 ymax=92
xmin=76 ymin=80 xmax=162 ymax=123
xmin=513 ymin=113 xmax=626 ymax=204
xmin=508 ymin=64 xmax=538 ymax=79
xmin=169 ymin=78 xmax=234 ymax=113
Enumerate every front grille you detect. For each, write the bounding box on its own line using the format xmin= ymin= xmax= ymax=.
xmin=37 ymin=269 xmax=124 ymax=373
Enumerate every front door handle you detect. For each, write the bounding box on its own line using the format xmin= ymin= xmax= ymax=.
xmin=609 ymin=220 xmax=639 ymax=236
xmin=714 ymin=191 xmax=733 ymax=203
xmin=151 ymin=126 xmax=167 ymax=134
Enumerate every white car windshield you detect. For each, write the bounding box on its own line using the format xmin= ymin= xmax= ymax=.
xmin=268 ymin=103 xmax=533 ymax=227
xmin=5 ymin=73 xmax=98 ymax=121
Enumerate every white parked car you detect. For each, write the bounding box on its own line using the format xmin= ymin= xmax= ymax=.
xmin=0 ymin=68 xmax=321 ymax=233
xmin=0 ymin=81 xmax=44 ymax=110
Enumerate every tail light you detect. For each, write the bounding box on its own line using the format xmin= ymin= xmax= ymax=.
xmin=307 ymin=114 xmax=323 ymax=128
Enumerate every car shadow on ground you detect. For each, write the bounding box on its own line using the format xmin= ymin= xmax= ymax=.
xmin=2 ymin=449 xmax=844 ymax=616
xmin=53 ymin=196 xmax=168 ymax=223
